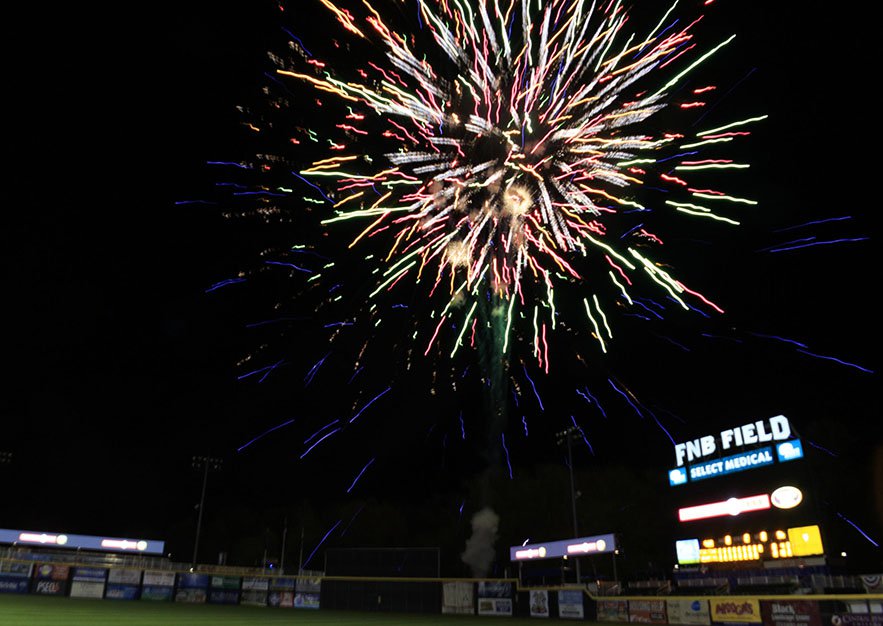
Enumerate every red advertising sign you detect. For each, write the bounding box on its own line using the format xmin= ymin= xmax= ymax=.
xmin=35 ymin=564 xmax=69 ymax=581
xmin=629 ymin=599 xmax=667 ymax=623
xmin=597 ymin=600 xmax=629 ymax=623
xmin=760 ymin=600 xmax=822 ymax=626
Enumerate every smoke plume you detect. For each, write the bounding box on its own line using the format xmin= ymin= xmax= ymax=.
xmin=461 ymin=507 xmax=499 ymax=577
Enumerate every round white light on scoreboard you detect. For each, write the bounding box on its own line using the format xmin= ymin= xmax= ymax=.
xmin=771 ymin=486 xmax=803 ymax=509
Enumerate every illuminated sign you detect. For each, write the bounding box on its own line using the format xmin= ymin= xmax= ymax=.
xmin=678 ymin=487 xmax=803 ymax=522
xmin=673 ymin=415 xmax=792 ymax=467
xmin=776 ymin=440 xmax=803 ymax=462
xmin=669 ymin=468 xmax=688 ymax=486
xmin=0 ymin=528 xmax=164 ymax=555
xmin=679 ymin=494 xmax=771 ymax=522
xmin=788 ymin=525 xmax=823 ymax=557
xmin=668 ymin=440 xmax=805 ymax=486
xmin=711 ymin=598 xmax=761 ymax=624
xmin=676 ymin=539 xmax=701 ymax=564
xmin=770 ymin=486 xmax=803 ymax=509
xmin=675 ymin=525 xmax=824 ymax=564
xmin=16 ymin=532 xmax=68 ymax=546
xmin=510 ymin=533 xmax=616 ymax=561
xmin=670 ymin=447 xmax=776 ymax=486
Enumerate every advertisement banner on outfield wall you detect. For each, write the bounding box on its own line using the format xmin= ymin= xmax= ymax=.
xmin=0 ymin=561 xmax=32 ymax=594
xmin=32 ymin=563 xmax=69 ymax=596
xmin=666 ymin=599 xmax=711 ymax=625
xmin=530 ymin=590 xmax=550 ymax=617
xmin=241 ymin=576 xmax=269 ymax=606
xmin=294 ymin=591 xmax=320 ymax=609
xmin=210 ymin=575 xmax=241 ymax=589
xmin=477 ymin=597 xmax=513 ymax=616
xmin=597 ymin=599 xmax=629 ymax=622
xmin=105 ymin=585 xmax=140 ymax=600
xmin=477 ymin=580 xmax=513 ymax=616
xmin=108 ymin=569 xmax=142 ymax=585
xmin=141 ymin=585 xmax=174 ymax=601
xmin=0 ymin=562 xmax=32 ymax=577
xmin=759 ymin=600 xmax=822 ymax=626
xmin=557 ymin=590 xmax=584 ymax=619
xmin=174 ymin=588 xmax=207 ymax=603
xmin=269 ymin=577 xmax=295 ymax=608
xmin=294 ymin=575 xmax=321 ymax=609
xmin=208 ymin=575 xmax=241 ymax=605
xmin=141 ymin=570 xmax=175 ymax=601
xmin=175 ymin=572 xmax=208 ymax=604
xmin=820 ymin=612 xmax=883 ymax=626
xmin=268 ymin=590 xmax=295 ymax=608
xmin=629 ymin=599 xmax=668 ymax=623
xmin=70 ymin=567 xmax=107 ymax=599
xmin=142 ymin=571 xmax=176 ymax=587
xmin=35 ymin=563 xmax=70 ymax=581
xmin=710 ymin=598 xmax=762 ymax=623
xmin=270 ymin=577 xmax=295 ymax=590
xmin=208 ymin=589 xmax=240 ymax=605
xmin=106 ymin=568 xmax=142 ymax=599
xmin=0 ymin=577 xmax=30 ymax=594
xmin=177 ymin=573 xmax=209 ymax=589
xmin=442 ymin=581 xmax=474 ymax=615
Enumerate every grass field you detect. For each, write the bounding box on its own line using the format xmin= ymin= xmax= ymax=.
xmin=0 ymin=594 xmax=606 ymax=625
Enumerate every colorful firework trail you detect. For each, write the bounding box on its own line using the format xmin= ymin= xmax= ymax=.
xmin=219 ymin=0 xmax=779 ymax=475
xmin=267 ymin=0 xmax=765 ymax=374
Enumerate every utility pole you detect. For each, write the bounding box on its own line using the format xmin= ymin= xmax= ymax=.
xmin=280 ymin=517 xmax=288 ymax=573
xmin=556 ymin=426 xmax=582 ymax=584
xmin=298 ymin=522 xmax=305 ymax=573
xmin=191 ymin=455 xmax=223 ymax=571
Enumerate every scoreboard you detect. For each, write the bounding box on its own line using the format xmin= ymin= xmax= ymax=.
xmin=668 ymin=415 xmax=824 ymax=567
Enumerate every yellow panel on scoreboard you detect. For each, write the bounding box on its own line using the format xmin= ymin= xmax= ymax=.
xmin=787 ymin=525 xmax=823 ymax=556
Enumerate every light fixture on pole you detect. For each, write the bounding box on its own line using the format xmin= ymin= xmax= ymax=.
xmin=555 ymin=425 xmax=583 ymax=584
xmin=191 ymin=455 xmax=223 ymax=571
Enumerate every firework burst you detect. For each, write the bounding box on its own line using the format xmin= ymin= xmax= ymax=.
xmin=268 ymin=0 xmax=764 ymax=371
xmin=213 ymin=0 xmax=771 ymax=480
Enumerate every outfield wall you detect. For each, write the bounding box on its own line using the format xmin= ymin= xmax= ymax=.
xmin=2 ymin=559 xmax=882 ymax=622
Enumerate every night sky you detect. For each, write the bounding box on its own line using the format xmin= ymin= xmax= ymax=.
xmin=5 ymin=1 xmax=879 ymax=576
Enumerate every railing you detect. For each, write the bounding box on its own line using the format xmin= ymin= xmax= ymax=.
xmin=627 ymin=579 xmax=672 ymax=595
xmin=0 ymin=546 xmax=175 ymax=570
xmin=810 ymin=574 xmax=864 ymax=593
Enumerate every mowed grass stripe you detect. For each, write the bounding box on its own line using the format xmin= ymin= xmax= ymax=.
xmin=0 ymin=595 xmax=607 ymax=625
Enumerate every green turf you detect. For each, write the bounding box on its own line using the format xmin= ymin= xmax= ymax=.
xmin=0 ymin=594 xmax=608 ymax=625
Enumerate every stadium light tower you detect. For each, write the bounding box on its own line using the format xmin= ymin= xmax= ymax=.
xmin=191 ymin=455 xmax=223 ymax=571
xmin=555 ymin=426 xmax=582 ymax=584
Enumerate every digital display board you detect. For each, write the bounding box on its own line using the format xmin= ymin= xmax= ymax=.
xmin=0 ymin=528 xmax=165 ymax=555
xmin=667 ymin=414 xmax=819 ymax=571
xmin=674 ymin=524 xmax=823 ymax=564
xmin=675 ymin=539 xmax=701 ymax=564
xmin=510 ymin=533 xmax=616 ymax=561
